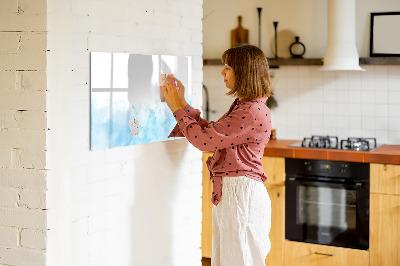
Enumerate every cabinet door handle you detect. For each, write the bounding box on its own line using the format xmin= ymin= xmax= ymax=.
xmin=314 ymin=252 xmax=335 ymax=257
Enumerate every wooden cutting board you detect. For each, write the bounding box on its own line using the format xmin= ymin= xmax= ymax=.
xmin=231 ymin=16 xmax=249 ymax=48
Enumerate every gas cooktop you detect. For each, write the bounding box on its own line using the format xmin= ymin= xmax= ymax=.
xmin=289 ymin=135 xmax=383 ymax=151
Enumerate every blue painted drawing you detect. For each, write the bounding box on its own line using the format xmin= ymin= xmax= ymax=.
xmin=90 ymin=52 xmax=192 ymax=150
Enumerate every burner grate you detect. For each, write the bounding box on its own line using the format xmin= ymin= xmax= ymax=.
xmin=340 ymin=137 xmax=377 ymax=151
xmin=296 ymin=136 xmax=378 ymax=151
xmin=301 ymin=135 xmax=339 ymax=149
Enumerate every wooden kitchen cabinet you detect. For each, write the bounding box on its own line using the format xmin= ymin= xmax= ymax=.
xmin=262 ymin=156 xmax=285 ymax=266
xmin=264 ymin=184 xmax=285 ymax=266
xmin=202 ymin=152 xmax=213 ymax=258
xmin=201 ymin=154 xmax=286 ymax=266
xmin=261 ymin=156 xmax=285 ymax=186
xmin=370 ymin=163 xmax=400 ymax=195
xmin=370 ymin=193 xmax=400 ymax=266
xmin=284 ymin=241 xmax=369 ymax=266
xmin=370 ymin=163 xmax=400 ymax=266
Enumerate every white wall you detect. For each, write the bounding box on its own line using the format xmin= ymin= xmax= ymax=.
xmin=0 ymin=0 xmax=48 ymax=265
xmin=46 ymin=1 xmax=203 ymax=266
xmin=203 ymin=0 xmax=400 ymax=145
xmin=203 ymin=0 xmax=400 ymax=58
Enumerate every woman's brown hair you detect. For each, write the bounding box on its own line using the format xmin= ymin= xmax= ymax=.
xmin=221 ymin=44 xmax=273 ymax=99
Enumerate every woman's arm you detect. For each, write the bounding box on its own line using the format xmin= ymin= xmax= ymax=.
xmin=163 ymin=76 xmax=211 ymax=137
xmin=172 ymin=106 xmax=257 ymax=152
xmin=168 ymin=103 xmax=211 ymax=138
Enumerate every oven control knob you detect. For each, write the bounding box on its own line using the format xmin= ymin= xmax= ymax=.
xmin=304 ymin=161 xmax=312 ymax=171
xmin=340 ymin=164 xmax=347 ymax=174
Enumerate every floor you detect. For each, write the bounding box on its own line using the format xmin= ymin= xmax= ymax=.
xmin=202 ymin=257 xmax=211 ymax=266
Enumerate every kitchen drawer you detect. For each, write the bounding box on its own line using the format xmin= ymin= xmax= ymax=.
xmin=284 ymin=241 xmax=369 ymax=266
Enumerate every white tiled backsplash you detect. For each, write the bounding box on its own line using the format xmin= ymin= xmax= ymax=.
xmin=203 ymin=65 xmax=400 ymax=144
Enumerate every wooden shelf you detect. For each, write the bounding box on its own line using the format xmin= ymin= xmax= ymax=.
xmin=203 ymin=57 xmax=400 ymax=67
xmin=203 ymin=58 xmax=323 ymax=67
xmin=359 ymin=57 xmax=400 ymax=65
xmin=268 ymin=58 xmax=322 ymax=67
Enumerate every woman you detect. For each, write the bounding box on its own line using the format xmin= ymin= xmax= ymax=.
xmin=161 ymin=44 xmax=273 ymax=266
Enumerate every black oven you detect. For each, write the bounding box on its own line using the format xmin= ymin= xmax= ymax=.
xmin=285 ymin=158 xmax=369 ymax=250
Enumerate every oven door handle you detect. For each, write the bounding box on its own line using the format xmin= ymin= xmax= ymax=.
xmin=287 ymin=177 xmax=364 ymax=189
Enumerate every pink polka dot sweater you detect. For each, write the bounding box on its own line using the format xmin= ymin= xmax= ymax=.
xmin=169 ymin=97 xmax=271 ymax=206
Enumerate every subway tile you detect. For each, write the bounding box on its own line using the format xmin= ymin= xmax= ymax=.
xmin=348 ymin=90 xmax=362 ymax=103
xmin=362 ymin=116 xmax=375 ymax=130
xmin=311 ymin=114 xmax=324 ymax=128
xmin=323 ymin=103 xmax=336 ymax=115
xmin=361 ymin=104 xmax=375 ymax=116
xmin=388 ymin=131 xmax=400 ymax=143
xmin=311 ymin=87 xmax=323 ymax=101
xmin=310 ymin=77 xmax=324 ymax=89
xmin=311 ymin=127 xmax=324 ymax=136
xmin=298 ymin=67 xmax=311 ymax=78
xmin=388 ymin=76 xmax=400 ymax=91
xmin=310 ymin=67 xmax=324 ymax=77
xmin=362 ymin=65 xmax=375 ymax=74
xmin=286 ymin=77 xmax=299 ymax=89
xmin=323 ymin=115 xmax=336 ymax=129
xmin=374 ymin=65 xmax=388 ymax=78
xmin=297 ymin=101 xmax=312 ymax=114
xmin=375 ymin=104 xmax=389 ymax=117
xmin=336 ymin=103 xmax=349 ymax=116
xmin=298 ymin=77 xmax=310 ymax=89
xmin=361 ymin=75 xmax=374 ymax=91
xmin=374 ymin=117 xmax=389 ymax=130
xmin=348 ymin=70 xmax=362 ymax=80
xmin=374 ymin=90 xmax=388 ymax=104
xmin=388 ymin=104 xmax=400 ymax=117
xmin=323 ymin=87 xmax=336 ymax=103
xmin=349 ymin=128 xmax=362 ymax=137
xmin=388 ymin=117 xmax=400 ymax=131
xmin=361 ymin=129 xmax=375 ymax=138
xmin=287 ymin=113 xmax=300 ymax=127
xmin=311 ymin=102 xmax=324 ymax=113
xmin=348 ymin=74 xmax=362 ymax=90
xmin=335 ymin=115 xmax=348 ymax=128
xmin=297 ymin=89 xmax=313 ymax=103
xmin=388 ymin=91 xmax=400 ymax=104
xmin=374 ymin=77 xmax=388 ymax=91
xmin=322 ymin=70 xmax=335 ymax=78
xmin=335 ymin=75 xmax=349 ymax=90
xmin=274 ymin=66 xmax=287 ymax=77
xmin=348 ymin=103 xmax=362 ymax=116
xmin=374 ymin=130 xmax=389 ymax=144
xmin=348 ymin=116 xmax=362 ymax=129
xmin=336 ymin=90 xmax=349 ymax=103
xmin=388 ymin=65 xmax=400 ymax=76
xmin=336 ymin=128 xmax=349 ymax=140
xmin=285 ymin=66 xmax=298 ymax=77
xmin=361 ymin=90 xmax=375 ymax=104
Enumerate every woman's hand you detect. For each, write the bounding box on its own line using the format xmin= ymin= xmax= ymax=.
xmin=172 ymin=77 xmax=187 ymax=108
xmin=161 ymin=77 xmax=184 ymax=113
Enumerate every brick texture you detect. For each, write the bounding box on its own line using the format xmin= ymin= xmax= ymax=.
xmin=0 ymin=0 xmax=47 ymax=264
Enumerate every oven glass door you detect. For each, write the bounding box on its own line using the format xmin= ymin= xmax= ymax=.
xmin=286 ymin=179 xmax=369 ymax=250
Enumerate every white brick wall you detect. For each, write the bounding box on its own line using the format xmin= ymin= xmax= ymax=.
xmin=3 ymin=1 xmax=204 ymax=266
xmin=47 ymin=1 xmax=203 ymax=266
xmin=0 ymin=0 xmax=48 ymax=265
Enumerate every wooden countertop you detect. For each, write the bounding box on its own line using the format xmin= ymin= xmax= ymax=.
xmin=263 ymin=139 xmax=400 ymax=165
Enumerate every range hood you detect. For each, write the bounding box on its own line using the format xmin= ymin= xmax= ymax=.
xmin=320 ymin=0 xmax=365 ymax=71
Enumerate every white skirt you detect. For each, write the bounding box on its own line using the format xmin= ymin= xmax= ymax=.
xmin=212 ymin=176 xmax=271 ymax=266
